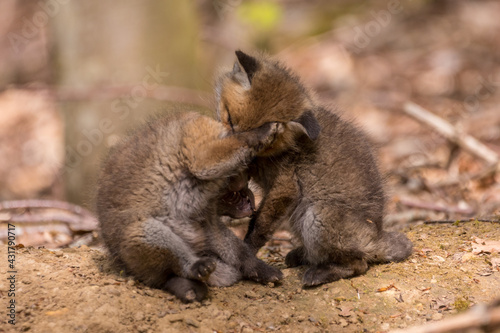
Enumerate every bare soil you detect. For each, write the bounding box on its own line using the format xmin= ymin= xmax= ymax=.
xmin=2 ymin=222 xmax=500 ymax=333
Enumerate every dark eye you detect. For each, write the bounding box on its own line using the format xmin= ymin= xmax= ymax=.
xmin=225 ymin=105 xmax=235 ymax=133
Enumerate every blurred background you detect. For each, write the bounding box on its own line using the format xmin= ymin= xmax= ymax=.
xmin=1 ymin=0 xmax=499 ymax=247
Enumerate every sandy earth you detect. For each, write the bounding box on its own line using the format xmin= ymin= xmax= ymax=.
xmin=1 ymin=222 xmax=500 ymax=333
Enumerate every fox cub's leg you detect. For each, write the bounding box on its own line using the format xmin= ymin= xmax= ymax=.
xmin=208 ymin=223 xmax=283 ymax=285
xmin=302 ymin=260 xmax=369 ymax=287
xmin=163 ymin=277 xmax=208 ymax=303
xmin=245 ymin=169 xmax=298 ymax=254
xmin=120 ymin=218 xmax=214 ymax=302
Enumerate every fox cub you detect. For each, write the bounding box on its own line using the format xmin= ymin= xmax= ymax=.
xmin=96 ymin=111 xmax=283 ymax=302
xmin=215 ymin=51 xmax=413 ymax=287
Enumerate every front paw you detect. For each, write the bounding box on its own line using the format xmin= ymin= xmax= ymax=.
xmin=190 ymin=258 xmax=217 ymax=281
xmin=246 ymin=122 xmax=284 ymax=152
xmin=242 ymin=259 xmax=283 ymax=284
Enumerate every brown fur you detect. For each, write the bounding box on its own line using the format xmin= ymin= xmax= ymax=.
xmin=96 ymin=111 xmax=283 ymax=302
xmin=215 ymin=51 xmax=413 ymax=287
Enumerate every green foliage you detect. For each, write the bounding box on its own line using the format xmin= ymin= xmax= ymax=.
xmin=237 ymin=1 xmax=282 ymax=32
xmin=453 ymin=297 xmax=470 ymax=312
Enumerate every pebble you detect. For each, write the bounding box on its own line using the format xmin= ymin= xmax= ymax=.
xmin=432 ymin=313 xmax=443 ymax=321
xmin=168 ymin=314 xmax=184 ymax=323
xmin=107 ymin=287 xmax=121 ymax=297
xmin=244 ymin=290 xmax=258 ymax=299
xmin=339 ymin=318 xmax=349 ymax=327
xmin=185 ymin=317 xmax=200 ymax=328
xmin=134 ymin=311 xmax=144 ymax=321
xmin=241 ymin=327 xmax=254 ymax=333
xmin=296 ymin=315 xmax=306 ymax=322
xmin=53 ymin=251 xmax=64 ymax=257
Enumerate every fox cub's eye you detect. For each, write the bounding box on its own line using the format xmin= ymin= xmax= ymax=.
xmin=225 ymin=105 xmax=235 ymax=133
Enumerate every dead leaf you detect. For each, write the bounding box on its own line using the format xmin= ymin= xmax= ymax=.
xmin=337 ymin=307 xmax=353 ymax=317
xmin=377 ymin=284 xmax=399 ymax=292
xmin=472 ymin=237 xmax=500 ymax=254
xmin=461 ymin=252 xmax=475 ymax=263
xmin=45 ymin=308 xmax=69 ymax=316
xmin=491 ymin=257 xmax=500 ymax=268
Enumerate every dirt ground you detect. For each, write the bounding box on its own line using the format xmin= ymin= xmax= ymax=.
xmin=2 ymin=222 xmax=500 ymax=333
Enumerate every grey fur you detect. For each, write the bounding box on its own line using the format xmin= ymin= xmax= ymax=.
xmin=96 ymin=111 xmax=283 ymax=302
xmin=216 ymin=52 xmax=413 ymax=287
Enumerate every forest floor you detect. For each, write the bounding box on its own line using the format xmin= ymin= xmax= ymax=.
xmin=2 ymin=1 xmax=500 ymax=332
xmin=2 ymin=222 xmax=500 ymax=333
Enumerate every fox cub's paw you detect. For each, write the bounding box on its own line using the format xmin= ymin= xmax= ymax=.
xmin=245 ymin=122 xmax=284 ymax=152
xmin=164 ymin=277 xmax=208 ymax=303
xmin=242 ymin=259 xmax=283 ymax=284
xmin=190 ymin=257 xmax=217 ymax=281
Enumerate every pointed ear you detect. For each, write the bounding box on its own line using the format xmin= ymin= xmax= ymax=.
xmin=235 ymin=50 xmax=259 ymax=83
xmin=292 ymin=110 xmax=320 ymax=140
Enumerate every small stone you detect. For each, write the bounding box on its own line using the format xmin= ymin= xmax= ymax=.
xmin=432 ymin=313 xmax=443 ymax=321
xmin=185 ymin=317 xmax=200 ymax=328
xmin=134 ymin=311 xmax=145 ymax=321
xmin=107 ymin=288 xmax=121 ymax=297
xmin=219 ymin=310 xmax=232 ymax=321
xmin=296 ymin=315 xmax=306 ymax=322
xmin=308 ymin=317 xmax=317 ymax=323
xmin=380 ymin=323 xmax=390 ymax=330
xmin=267 ymin=282 xmax=276 ymax=288
xmin=244 ymin=290 xmax=258 ymax=299
xmin=241 ymin=327 xmax=254 ymax=333
xmin=227 ymin=321 xmax=238 ymax=329
xmin=339 ymin=318 xmax=349 ymax=327
xmin=53 ymin=251 xmax=64 ymax=257
xmin=168 ymin=314 xmax=184 ymax=323
xmin=280 ymin=314 xmax=290 ymax=325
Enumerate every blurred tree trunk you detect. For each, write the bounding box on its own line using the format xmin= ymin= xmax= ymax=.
xmin=51 ymin=1 xmax=207 ymax=209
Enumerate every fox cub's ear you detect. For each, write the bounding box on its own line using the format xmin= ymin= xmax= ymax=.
xmin=232 ymin=50 xmax=260 ymax=89
xmin=291 ymin=110 xmax=321 ymax=140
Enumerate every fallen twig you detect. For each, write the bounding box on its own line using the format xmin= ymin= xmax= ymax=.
xmin=390 ymin=301 xmax=500 ymax=333
xmin=425 ymin=219 xmax=500 ymax=224
xmin=403 ymin=102 xmax=500 ymax=166
xmin=0 ymin=199 xmax=98 ymax=232
xmin=398 ymin=198 xmax=474 ymax=215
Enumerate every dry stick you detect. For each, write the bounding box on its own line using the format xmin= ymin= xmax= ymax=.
xmin=425 ymin=219 xmax=500 ymax=224
xmin=390 ymin=303 xmax=500 ymax=333
xmin=5 ymin=211 xmax=97 ymax=232
xmin=403 ymin=102 xmax=500 ymax=166
xmin=0 ymin=199 xmax=98 ymax=232
xmin=398 ymin=198 xmax=474 ymax=215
